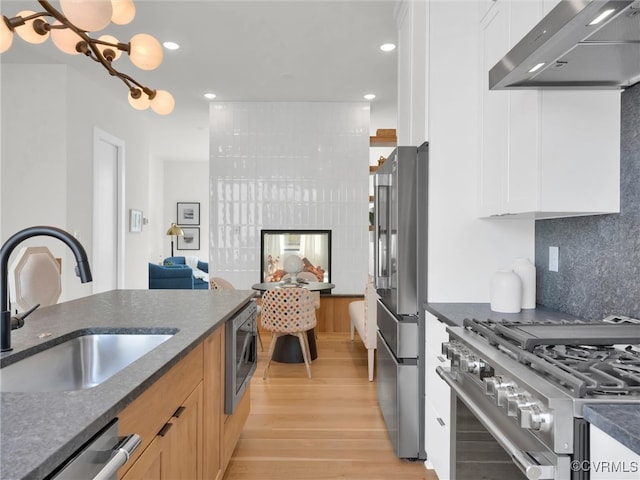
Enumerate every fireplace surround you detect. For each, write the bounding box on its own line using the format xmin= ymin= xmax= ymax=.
xmin=260 ymin=229 xmax=331 ymax=284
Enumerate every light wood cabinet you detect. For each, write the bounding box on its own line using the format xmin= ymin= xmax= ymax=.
xmin=167 ymin=383 xmax=204 ymax=480
xmin=203 ymin=325 xmax=224 ymax=480
xmin=122 ymin=383 xmax=204 ymax=480
xmin=479 ymin=0 xmax=620 ymax=220
xmin=119 ymin=321 xmax=248 ymax=480
xmin=118 ymin=341 xmax=204 ymax=480
xmin=120 ymin=430 xmax=169 ymax=480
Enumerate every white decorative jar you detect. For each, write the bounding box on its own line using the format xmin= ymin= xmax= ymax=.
xmin=512 ymin=257 xmax=536 ymax=309
xmin=490 ymin=269 xmax=522 ymax=313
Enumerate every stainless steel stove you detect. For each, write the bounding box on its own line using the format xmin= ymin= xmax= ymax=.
xmin=437 ymin=316 xmax=640 ymax=480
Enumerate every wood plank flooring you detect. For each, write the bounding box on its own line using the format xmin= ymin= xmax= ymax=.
xmin=223 ymin=332 xmax=438 ymax=480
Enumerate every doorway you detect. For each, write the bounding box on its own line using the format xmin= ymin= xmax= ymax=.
xmin=93 ymin=127 xmax=125 ymax=293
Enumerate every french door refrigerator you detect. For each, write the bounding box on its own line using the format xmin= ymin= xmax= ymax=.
xmin=374 ymin=143 xmax=428 ymax=460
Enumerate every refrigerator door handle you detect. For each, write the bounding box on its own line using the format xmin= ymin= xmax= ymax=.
xmin=374 ymin=172 xmax=391 ymax=290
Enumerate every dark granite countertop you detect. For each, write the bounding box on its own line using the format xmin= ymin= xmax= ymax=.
xmin=584 ymin=404 xmax=640 ymax=455
xmin=425 ymin=302 xmax=585 ymax=327
xmin=0 ymin=289 xmax=255 ymax=480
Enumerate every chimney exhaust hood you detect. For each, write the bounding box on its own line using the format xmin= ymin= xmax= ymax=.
xmin=489 ymin=0 xmax=640 ymax=90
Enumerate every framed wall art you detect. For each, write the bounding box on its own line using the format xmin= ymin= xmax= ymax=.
xmin=177 ymin=227 xmax=200 ymax=250
xmin=177 ymin=202 xmax=200 ymax=225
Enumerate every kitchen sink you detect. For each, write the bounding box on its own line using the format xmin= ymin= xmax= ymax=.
xmin=0 ymin=332 xmax=174 ymax=392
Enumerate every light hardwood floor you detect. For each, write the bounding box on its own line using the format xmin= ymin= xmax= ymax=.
xmin=223 ymin=332 xmax=438 ymax=480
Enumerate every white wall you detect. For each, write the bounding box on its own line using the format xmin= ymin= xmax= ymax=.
xmin=1 ymin=63 xmax=157 ymax=301
xmin=209 ymin=102 xmax=370 ymax=293
xmin=397 ymin=1 xmax=534 ymax=303
xmin=162 ymin=161 xmax=209 ymax=262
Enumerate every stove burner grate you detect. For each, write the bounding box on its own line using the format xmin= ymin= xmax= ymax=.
xmin=462 ymin=318 xmax=640 ymax=398
xmin=533 ymin=345 xmax=640 ymax=397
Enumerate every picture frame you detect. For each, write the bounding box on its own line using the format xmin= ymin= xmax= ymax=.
xmin=177 ymin=227 xmax=200 ymax=250
xmin=129 ymin=209 xmax=143 ymax=233
xmin=177 ymin=202 xmax=200 ymax=225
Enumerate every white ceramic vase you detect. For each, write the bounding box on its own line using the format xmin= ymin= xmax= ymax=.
xmin=512 ymin=257 xmax=536 ymax=309
xmin=490 ymin=269 xmax=522 ymax=313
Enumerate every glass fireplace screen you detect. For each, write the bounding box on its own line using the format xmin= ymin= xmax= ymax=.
xmin=260 ymin=229 xmax=331 ymax=283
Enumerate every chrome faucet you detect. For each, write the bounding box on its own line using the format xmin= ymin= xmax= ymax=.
xmin=1 ymin=226 xmax=93 ymax=352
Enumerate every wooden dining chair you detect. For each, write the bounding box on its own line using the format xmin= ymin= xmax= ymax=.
xmin=8 ymin=246 xmax=62 ymax=312
xmin=260 ymin=287 xmax=318 ymax=379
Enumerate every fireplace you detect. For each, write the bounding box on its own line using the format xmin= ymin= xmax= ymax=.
xmin=260 ymin=230 xmax=331 ymax=283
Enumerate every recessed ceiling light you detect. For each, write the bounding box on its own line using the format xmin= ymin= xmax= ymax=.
xmin=163 ymin=41 xmax=180 ymax=50
xmin=364 ymin=94 xmax=376 ymax=100
xmin=380 ymin=43 xmax=396 ymax=52
xmin=204 ymin=92 xmax=217 ymax=100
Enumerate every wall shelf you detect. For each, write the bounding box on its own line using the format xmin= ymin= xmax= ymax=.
xmin=369 ymin=136 xmax=397 ymax=147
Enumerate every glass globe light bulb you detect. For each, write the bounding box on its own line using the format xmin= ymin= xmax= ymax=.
xmin=59 ymin=0 xmax=113 ymax=32
xmin=150 ymin=90 xmax=174 ymax=115
xmin=50 ymin=21 xmax=81 ymax=55
xmin=128 ymin=90 xmax=150 ymax=110
xmin=97 ymin=35 xmax=122 ymax=60
xmin=129 ymin=33 xmax=163 ymax=70
xmin=111 ymin=0 xmax=136 ymax=25
xmin=0 ymin=17 xmax=14 ymax=53
xmin=15 ymin=11 xmax=49 ymax=44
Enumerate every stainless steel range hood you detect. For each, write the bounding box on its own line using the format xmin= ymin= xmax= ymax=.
xmin=490 ymin=0 xmax=640 ymax=89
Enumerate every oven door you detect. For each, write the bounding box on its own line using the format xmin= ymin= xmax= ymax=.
xmin=437 ymin=367 xmax=571 ymax=480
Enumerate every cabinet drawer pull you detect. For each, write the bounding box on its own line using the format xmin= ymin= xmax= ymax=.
xmin=437 ymin=356 xmax=446 ymax=363
xmin=173 ymin=406 xmax=186 ymax=418
xmin=436 ymin=417 xmax=445 ymax=427
xmin=158 ymin=422 xmax=173 ymax=437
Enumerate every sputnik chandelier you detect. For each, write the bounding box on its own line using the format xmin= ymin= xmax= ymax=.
xmin=0 ymin=0 xmax=174 ymax=115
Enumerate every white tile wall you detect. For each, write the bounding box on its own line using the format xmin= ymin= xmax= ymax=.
xmin=209 ymin=102 xmax=370 ymax=293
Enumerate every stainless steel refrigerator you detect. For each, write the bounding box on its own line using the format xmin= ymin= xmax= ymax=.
xmin=374 ymin=143 xmax=428 ymax=460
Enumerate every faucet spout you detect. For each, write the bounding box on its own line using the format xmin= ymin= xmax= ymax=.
xmin=1 ymin=226 xmax=93 ymax=352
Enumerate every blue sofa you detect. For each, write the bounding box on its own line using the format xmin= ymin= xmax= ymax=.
xmin=148 ymin=257 xmax=209 ymax=290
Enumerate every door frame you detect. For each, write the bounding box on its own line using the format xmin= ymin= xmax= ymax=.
xmin=93 ymin=127 xmax=125 ymax=291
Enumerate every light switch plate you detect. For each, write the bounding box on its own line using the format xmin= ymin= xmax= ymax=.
xmin=549 ymin=246 xmax=559 ymax=272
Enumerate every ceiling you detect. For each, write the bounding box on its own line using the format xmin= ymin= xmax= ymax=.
xmin=1 ymin=0 xmax=398 ymax=158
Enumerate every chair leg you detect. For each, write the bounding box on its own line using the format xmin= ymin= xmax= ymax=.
xmin=297 ymin=333 xmax=312 ymax=379
xmin=256 ymin=328 xmax=264 ymax=352
xmin=263 ymin=333 xmax=280 ymax=380
xmin=350 ymin=319 xmax=355 ymax=341
xmin=368 ymin=348 xmax=375 ymax=382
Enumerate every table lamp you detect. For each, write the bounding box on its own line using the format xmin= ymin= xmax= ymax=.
xmin=166 ymin=223 xmax=184 ymax=257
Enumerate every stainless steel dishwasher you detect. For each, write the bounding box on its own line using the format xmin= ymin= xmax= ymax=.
xmin=50 ymin=419 xmax=140 ymax=480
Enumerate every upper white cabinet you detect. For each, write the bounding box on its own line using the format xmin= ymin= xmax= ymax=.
xmin=479 ymin=0 xmax=621 ymax=220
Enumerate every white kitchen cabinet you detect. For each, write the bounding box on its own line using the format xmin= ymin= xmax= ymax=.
xmin=424 ymin=311 xmax=451 ymax=480
xmin=589 ymin=425 xmax=640 ymax=480
xmin=479 ymin=0 xmax=620 ymax=220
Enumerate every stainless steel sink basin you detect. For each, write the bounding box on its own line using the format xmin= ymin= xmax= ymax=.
xmin=0 ymin=332 xmax=173 ymax=392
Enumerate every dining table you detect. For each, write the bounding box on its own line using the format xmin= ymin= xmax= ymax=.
xmin=251 ymin=280 xmax=335 ymax=363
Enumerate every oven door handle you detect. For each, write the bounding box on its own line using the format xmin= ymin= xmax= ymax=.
xmin=436 ymin=367 xmax=556 ymax=480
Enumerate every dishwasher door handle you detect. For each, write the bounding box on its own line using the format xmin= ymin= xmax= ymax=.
xmin=92 ymin=433 xmax=141 ymax=480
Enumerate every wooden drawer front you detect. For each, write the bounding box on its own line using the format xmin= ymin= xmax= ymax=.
xmin=118 ymin=344 xmax=204 ymax=476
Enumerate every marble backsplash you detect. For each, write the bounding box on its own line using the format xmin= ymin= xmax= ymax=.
xmin=535 ymin=83 xmax=640 ymax=320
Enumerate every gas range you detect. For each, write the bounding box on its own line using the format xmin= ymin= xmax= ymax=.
xmin=438 ymin=316 xmax=640 ymax=480
xmin=461 ymin=317 xmax=640 ymax=399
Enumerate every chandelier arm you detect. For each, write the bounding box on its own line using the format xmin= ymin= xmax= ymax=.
xmin=117 ymin=71 xmax=157 ymax=99
xmin=3 ymin=1 xmax=171 ymax=114
xmin=36 ymin=1 xmax=131 ymax=77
